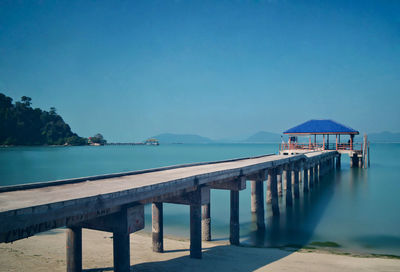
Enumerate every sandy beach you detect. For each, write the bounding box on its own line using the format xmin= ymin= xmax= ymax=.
xmin=0 ymin=229 xmax=399 ymax=272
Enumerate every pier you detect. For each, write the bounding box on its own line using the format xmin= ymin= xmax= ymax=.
xmin=0 ymin=151 xmax=339 ymax=271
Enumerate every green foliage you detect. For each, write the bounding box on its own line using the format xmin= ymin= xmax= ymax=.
xmin=0 ymin=93 xmax=88 ymax=146
xmin=66 ymin=135 xmax=88 ymax=146
xmin=89 ymin=133 xmax=107 ymax=145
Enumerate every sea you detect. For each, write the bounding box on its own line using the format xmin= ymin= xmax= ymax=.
xmin=0 ymin=143 xmax=399 ymax=256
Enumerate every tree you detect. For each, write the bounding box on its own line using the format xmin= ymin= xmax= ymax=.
xmin=50 ymin=107 xmax=57 ymax=115
xmin=21 ymin=96 xmax=32 ymax=107
xmin=66 ymin=135 xmax=88 ymax=146
xmin=0 ymin=92 xmax=88 ymax=146
xmin=90 ymin=133 xmax=107 ymax=145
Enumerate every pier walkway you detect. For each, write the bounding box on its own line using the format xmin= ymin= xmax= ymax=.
xmin=0 ymin=151 xmax=339 ymax=272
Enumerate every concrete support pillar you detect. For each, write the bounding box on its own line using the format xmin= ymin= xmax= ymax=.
xmin=202 ymin=203 xmax=211 ymax=241
xmin=351 ymin=154 xmax=360 ymax=168
xmin=292 ymin=163 xmax=300 ymax=199
xmin=309 ymin=166 xmax=314 ymax=188
xmin=326 ymin=159 xmax=329 ymax=173
xmin=277 ymin=169 xmax=283 ymax=197
xmin=190 ymin=202 xmax=202 ymax=259
xmin=284 ymin=165 xmax=293 ymax=207
xmin=266 ymin=175 xmax=272 ymax=205
xmin=358 ymin=156 xmax=363 ymax=168
xmin=303 ymin=166 xmax=309 ymax=193
xmin=317 ymin=163 xmax=320 ymax=183
xmin=66 ymin=227 xmax=82 ymax=272
xmin=336 ymin=154 xmax=341 ymax=169
xmin=250 ymin=180 xmax=257 ymax=213
xmin=152 ymin=202 xmax=164 ymax=252
xmin=268 ymin=168 xmax=279 ymax=216
xmin=230 ymin=190 xmax=240 ymax=245
xmin=113 ymin=230 xmax=130 ymax=272
xmin=254 ymin=180 xmax=265 ymax=230
xmin=113 ymin=206 xmax=131 ymax=272
xmin=298 ymin=168 xmax=303 ymax=184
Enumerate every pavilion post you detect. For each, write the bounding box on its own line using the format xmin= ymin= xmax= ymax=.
xmin=350 ymin=135 xmax=353 ymax=150
xmin=336 ymin=135 xmax=338 ymax=150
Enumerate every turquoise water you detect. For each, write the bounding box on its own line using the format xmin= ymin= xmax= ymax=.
xmin=1 ymin=144 xmax=399 ymax=256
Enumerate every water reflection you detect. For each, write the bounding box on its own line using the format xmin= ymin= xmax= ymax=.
xmin=243 ymin=170 xmax=339 ymax=248
xmin=243 ymin=167 xmax=374 ymax=248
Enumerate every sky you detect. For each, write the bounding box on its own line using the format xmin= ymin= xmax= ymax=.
xmin=0 ymin=0 xmax=399 ymax=142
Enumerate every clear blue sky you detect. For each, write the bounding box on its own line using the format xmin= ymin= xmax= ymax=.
xmin=1 ymin=0 xmax=399 ymax=142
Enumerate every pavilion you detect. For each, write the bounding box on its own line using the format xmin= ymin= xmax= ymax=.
xmin=280 ymin=119 xmax=369 ymax=168
xmin=282 ymin=119 xmax=359 ymax=151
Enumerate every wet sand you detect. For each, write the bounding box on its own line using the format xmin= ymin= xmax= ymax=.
xmin=0 ymin=229 xmax=399 ymax=272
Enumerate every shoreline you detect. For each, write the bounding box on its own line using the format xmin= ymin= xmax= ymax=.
xmin=148 ymin=231 xmax=400 ymax=260
xmin=1 ymin=229 xmax=399 ymax=272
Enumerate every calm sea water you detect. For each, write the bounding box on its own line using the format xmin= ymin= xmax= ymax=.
xmin=1 ymin=144 xmax=399 ymax=255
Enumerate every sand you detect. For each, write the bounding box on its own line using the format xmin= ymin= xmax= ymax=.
xmin=0 ymin=229 xmax=399 ymax=272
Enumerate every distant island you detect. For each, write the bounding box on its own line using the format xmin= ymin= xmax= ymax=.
xmin=151 ymin=133 xmax=213 ymax=144
xmin=150 ymin=131 xmax=400 ymax=144
xmin=0 ymin=93 xmax=105 ymax=146
xmin=243 ymin=131 xmax=282 ymax=143
xmin=149 ymin=132 xmax=281 ymax=144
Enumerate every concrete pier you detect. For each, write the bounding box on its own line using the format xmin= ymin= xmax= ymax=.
xmin=0 ymin=151 xmax=339 ymax=271
xmin=268 ymin=168 xmax=279 ymax=216
xmin=152 ymin=202 xmax=163 ymax=252
xmin=202 ymin=203 xmax=211 ymax=241
xmin=66 ymin=227 xmax=82 ymax=272
xmin=230 ymin=190 xmax=240 ymax=245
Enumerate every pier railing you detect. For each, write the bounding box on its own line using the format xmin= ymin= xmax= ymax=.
xmin=279 ymin=142 xmax=363 ymax=152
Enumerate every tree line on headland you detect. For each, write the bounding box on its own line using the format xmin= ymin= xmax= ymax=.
xmin=0 ymin=93 xmax=105 ymax=146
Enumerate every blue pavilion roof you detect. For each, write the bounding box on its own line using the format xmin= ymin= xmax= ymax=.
xmin=283 ymin=120 xmax=359 ymax=135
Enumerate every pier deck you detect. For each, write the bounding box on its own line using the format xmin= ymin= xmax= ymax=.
xmin=0 ymin=151 xmax=339 ymax=271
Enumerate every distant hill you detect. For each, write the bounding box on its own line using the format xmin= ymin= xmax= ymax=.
xmin=368 ymin=131 xmax=400 ymax=143
xmin=151 ymin=133 xmax=213 ymax=144
xmin=243 ymin=131 xmax=281 ymax=143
